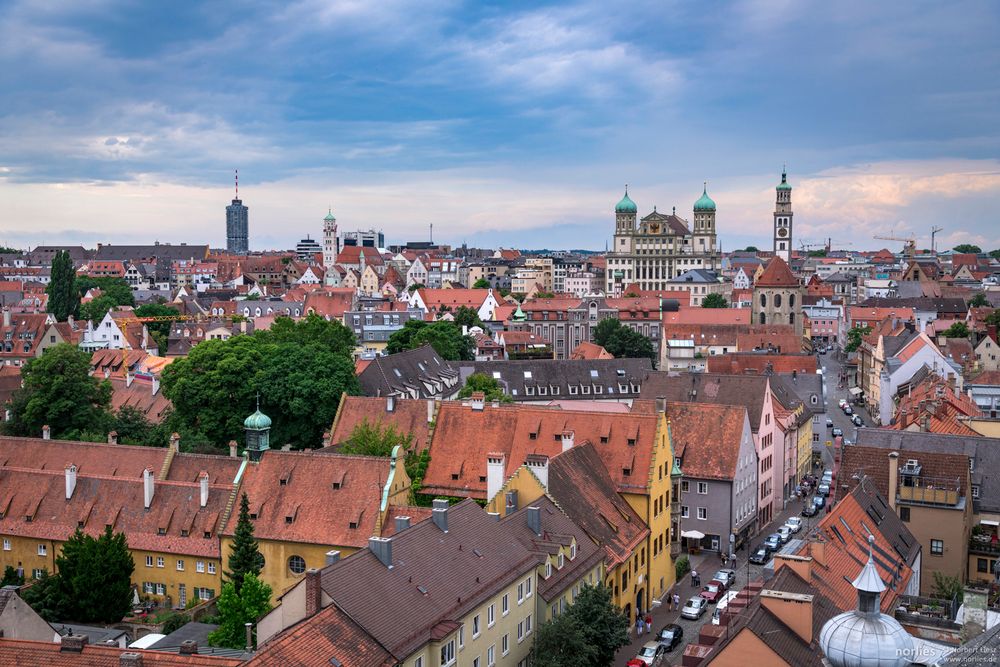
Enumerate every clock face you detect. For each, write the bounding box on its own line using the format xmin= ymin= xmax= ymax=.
xmin=777 ymin=228 xmax=788 ymax=238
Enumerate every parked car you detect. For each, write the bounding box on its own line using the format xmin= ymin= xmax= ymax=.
xmin=777 ymin=526 xmax=793 ymax=543
xmin=749 ymin=547 xmax=770 ymax=564
xmin=681 ymin=596 xmax=708 ymax=620
xmin=843 ymin=405 xmax=854 ymax=416
xmin=764 ymin=534 xmax=782 ymax=551
xmin=656 ymin=624 xmax=684 ymax=651
xmin=785 ymin=517 xmax=803 ymax=533
xmin=802 ymin=502 xmax=819 ymax=517
xmin=627 ymin=659 xmax=646 ymax=667
xmin=813 ymin=494 xmax=826 ymax=510
xmin=712 ymin=569 xmax=737 ymax=587
xmin=832 ymin=427 xmax=844 ymax=437
xmin=712 ymin=590 xmax=741 ymax=625
xmin=826 ymin=418 xmax=834 ymax=429
xmin=700 ymin=580 xmax=727 ymax=603
xmin=634 ymin=641 xmax=668 ymax=666
xmin=838 ymin=399 xmax=848 ymax=409
xmin=852 ymin=414 xmax=864 ymax=426
xmin=818 ymin=483 xmax=831 ymax=497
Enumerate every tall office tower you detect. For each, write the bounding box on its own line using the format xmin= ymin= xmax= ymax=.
xmin=226 ymin=170 xmax=249 ymax=254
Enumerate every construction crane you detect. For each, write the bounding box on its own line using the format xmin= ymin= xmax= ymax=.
xmin=930 ymin=226 xmax=944 ymax=254
xmin=800 ymin=238 xmax=854 ymax=254
xmin=116 ymin=314 xmax=202 ymax=377
xmin=873 ymin=232 xmax=918 ymax=258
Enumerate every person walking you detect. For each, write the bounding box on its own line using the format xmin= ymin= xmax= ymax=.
xmin=672 ymin=592 xmax=680 ymax=611
xmin=645 ymin=613 xmax=653 ymax=633
xmin=691 ymin=568 xmax=700 ymax=587
xmin=636 ymin=615 xmax=643 ymax=636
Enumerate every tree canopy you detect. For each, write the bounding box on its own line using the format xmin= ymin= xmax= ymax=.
xmin=472 ymin=278 xmax=491 ymax=289
xmin=942 ymin=321 xmax=970 ymax=339
xmin=45 ymin=250 xmax=79 ymax=321
xmin=134 ymin=302 xmax=180 ymax=353
xmin=385 ymin=319 xmax=474 ymax=360
xmin=989 ymin=249 xmax=1000 ymax=261
xmin=986 ymin=309 xmax=1000 ymax=328
xmin=845 ymin=325 xmax=872 ymax=353
xmin=340 ymin=420 xmax=431 ymax=504
xmin=75 ymin=277 xmax=135 ymax=323
xmin=458 ymin=372 xmax=512 ymax=403
xmin=968 ymin=293 xmax=989 ymax=308
xmin=530 ymin=584 xmax=627 ymax=667
xmin=591 ymin=318 xmax=656 ymax=364
xmin=701 ymin=293 xmax=728 ymax=308
xmin=208 ymin=575 xmax=272 ymax=649
xmin=2 ymin=343 xmax=111 ymax=440
xmin=451 ymin=305 xmax=486 ymax=331
xmin=531 ymin=612 xmax=598 ymax=667
xmin=953 ymin=244 xmax=982 ymax=254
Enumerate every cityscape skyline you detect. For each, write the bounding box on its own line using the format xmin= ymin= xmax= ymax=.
xmin=0 ymin=1 xmax=998 ymax=252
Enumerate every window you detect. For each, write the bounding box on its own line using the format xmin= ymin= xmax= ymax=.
xmin=502 ymin=634 xmax=509 ymax=656
xmin=931 ymin=539 xmax=944 ymax=556
xmin=473 ymin=659 xmax=480 ymax=667
xmin=558 ymin=553 xmax=564 ymax=569
xmin=978 ymin=558 xmax=990 ymax=573
xmin=973 ymin=485 xmax=980 ymax=499
xmin=157 ymin=556 xmax=164 ymax=568
xmin=525 ymin=577 xmax=532 ymax=598
xmin=2 ymin=539 xmax=9 ymax=551
xmin=697 ymin=507 xmax=708 ymax=520
xmin=156 ymin=583 xmax=166 ymax=595
xmin=177 ymin=559 xmax=185 ymax=571
xmin=208 ymin=562 xmax=216 ymax=574
xmin=502 ymin=593 xmax=510 ymax=616
xmin=37 ymin=544 xmax=46 ymax=556
xmin=472 ymin=614 xmax=481 ymax=638
xmin=681 ymin=481 xmax=689 ymax=493
xmin=517 ymin=583 xmax=524 ymax=603
xmin=545 ymin=562 xmax=552 ymax=579
xmin=488 ymin=603 xmax=495 ymax=627
xmin=458 ymin=625 xmax=464 ymax=649
xmin=440 ymin=639 xmax=456 ymax=666
xmin=899 ymin=507 xmax=910 ymax=522
xmin=681 ymin=505 xmax=689 ymax=518
xmin=570 ymin=544 xmax=577 ymax=560
xmin=697 ymin=482 xmax=708 ymax=495
xmin=145 ymin=555 xmax=153 ymax=567
xmin=414 ymin=659 xmax=423 ymax=667
xmin=196 ymin=561 xmax=205 ymax=573
xmin=288 ymin=555 xmax=306 ymax=574
xmin=33 ymin=568 xmax=44 ymax=579
xmin=487 ymin=644 xmax=495 ymax=667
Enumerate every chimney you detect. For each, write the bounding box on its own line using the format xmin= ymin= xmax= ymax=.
xmin=60 ymin=634 xmax=88 ymax=652
xmin=107 ymin=430 xmax=118 ymax=445
xmin=655 ymin=395 xmax=666 ymax=414
xmin=151 ymin=376 xmax=160 ymax=396
xmin=809 ymin=538 xmax=826 ymax=567
xmin=305 ymin=568 xmax=322 ymax=617
xmin=125 ymin=372 xmax=134 ymax=388
xmin=2 ymin=308 xmax=9 ymax=328
xmin=760 ymin=590 xmax=814 ymax=643
xmin=119 ymin=653 xmax=143 ymax=667
xmin=143 ymin=467 xmax=155 ymax=509
xmin=169 ymin=432 xmax=180 ymax=453
xmin=179 ymin=640 xmax=198 ymax=655
xmin=505 ymin=489 xmax=518 ymax=514
xmin=229 ymin=440 xmax=238 ymax=458
xmin=961 ymin=585 xmax=989 ymax=643
xmin=369 ymin=536 xmax=393 ymax=568
xmin=386 ymin=395 xmax=395 ymax=412
xmin=65 ymin=464 xmax=77 ymax=500
xmin=470 ymin=391 xmax=485 ymax=411
xmin=888 ymin=452 xmax=899 ymax=510
xmin=325 ymin=550 xmax=341 ymax=566
xmin=68 ymin=314 xmax=75 ymax=328
xmin=487 ymin=453 xmax=506 ymax=502
xmin=42 ymin=425 xmax=51 ymax=440
xmin=394 ymin=515 xmax=411 ymax=533
xmin=772 ymin=554 xmax=813 ymax=582
xmin=432 ymin=498 xmax=449 ymax=533
xmin=427 ymin=399 xmax=435 ymax=424
xmin=199 ymin=471 xmax=209 ymax=508
xmin=527 ymin=505 xmax=542 ymax=537
xmin=561 ymin=430 xmax=575 ymax=452
xmin=245 ymin=623 xmax=254 ymax=652
xmin=104 ymin=368 xmax=111 ymax=379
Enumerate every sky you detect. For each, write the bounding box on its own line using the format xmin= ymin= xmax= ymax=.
xmin=1 ymin=0 xmax=998 ymax=253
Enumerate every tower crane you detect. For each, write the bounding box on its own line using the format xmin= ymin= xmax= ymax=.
xmin=872 ymin=233 xmax=918 ymax=258
xmin=930 ymin=226 xmax=944 ymax=255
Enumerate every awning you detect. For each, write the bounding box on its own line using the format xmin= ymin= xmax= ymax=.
xmin=681 ymin=530 xmax=706 ymax=540
xmin=981 ymin=520 xmax=1000 ymax=527
xmin=849 ymin=387 xmax=863 ymax=397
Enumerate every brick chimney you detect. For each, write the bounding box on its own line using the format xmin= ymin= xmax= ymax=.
xmin=60 ymin=634 xmax=88 ymax=652
xmin=808 ymin=537 xmax=826 ymax=567
xmin=887 ymin=451 xmax=899 ymax=511
xmin=760 ymin=590 xmax=814 ymax=643
xmin=305 ymin=568 xmax=322 ymax=617
xmin=772 ymin=554 xmax=812 ymax=582
xmin=470 ymin=391 xmax=485 ymax=411
xmin=179 ymin=640 xmax=198 ymax=655
xmin=120 ymin=652 xmax=143 ymax=667
xmin=169 ymin=432 xmax=180 ymax=453
xmin=107 ymin=430 xmax=118 ymax=445
xmin=229 ymin=440 xmax=238 ymax=458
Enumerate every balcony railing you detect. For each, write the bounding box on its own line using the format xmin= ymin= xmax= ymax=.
xmin=897 ymin=480 xmax=961 ymax=506
xmin=969 ymin=535 xmax=1000 ymax=556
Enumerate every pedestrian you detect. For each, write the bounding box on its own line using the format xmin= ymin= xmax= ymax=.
xmin=691 ymin=569 xmax=700 ymax=587
xmin=673 ymin=592 xmax=681 ymax=611
xmin=636 ymin=615 xmax=644 ymax=636
xmin=645 ymin=613 xmax=653 ymax=631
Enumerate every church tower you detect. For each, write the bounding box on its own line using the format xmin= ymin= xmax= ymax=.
xmin=693 ymin=183 xmax=718 ymax=269
xmin=773 ymin=168 xmax=793 ymax=262
xmin=615 ymin=187 xmax=637 ymax=234
xmin=322 ymin=208 xmax=338 ymax=268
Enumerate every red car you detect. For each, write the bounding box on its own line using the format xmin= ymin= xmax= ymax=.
xmin=627 ymin=660 xmax=646 ymax=667
xmin=700 ymin=580 xmax=727 ymax=603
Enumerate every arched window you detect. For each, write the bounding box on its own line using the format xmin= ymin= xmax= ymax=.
xmin=759 ymin=312 xmax=766 ymax=325
xmin=789 ymin=294 xmax=796 ymax=308
xmin=774 ymin=294 xmax=782 ymax=308
xmin=760 ymin=294 xmax=767 ymax=308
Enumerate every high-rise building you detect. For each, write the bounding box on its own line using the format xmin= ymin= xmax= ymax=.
xmin=322 ymin=209 xmax=339 ymax=267
xmin=295 ymin=236 xmax=322 ymax=262
xmin=342 ymin=229 xmax=384 ymax=249
xmin=225 ymin=170 xmax=249 ymax=254
xmin=605 ymin=184 xmax=720 ymax=295
xmin=773 ymin=168 xmax=793 ymax=262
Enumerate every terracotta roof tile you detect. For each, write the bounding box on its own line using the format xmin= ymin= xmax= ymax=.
xmin=0 ymin=638 xmax=242 ymax=666
xmin=252 ymin=604 xmax=394 ymax=667
xmin=328 ymin=396 xmax=435 ymax=453
xmin=707 ymin=353 xmax=817 ymax=375
xmin=755 ymin=257 xmax=799 ymax=287
xmin=665 ymin=402 xmax=749 ymax=480
xmin=0 ymin=436 xmax=167 ymax=477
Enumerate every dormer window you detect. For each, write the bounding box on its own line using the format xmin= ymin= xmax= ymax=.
xmin=545 ymin=562 xmax=552 ymax=579
xmin=570 ymin=544 xmax=577 ymax=560
xmin=158 ymin=528 xmax=166 ymax=535
xmin=558 ymin=553 xmax=564 ymax=569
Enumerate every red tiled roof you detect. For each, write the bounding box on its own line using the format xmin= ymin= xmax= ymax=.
xmin=662 ymin=307 xmax=751 ymax=325
xmin=166 ymin=452 xmax=243 ymax=485
xmin=327 ymin=396 xmax=434 ymax=454
xmin=666 ymin=402 xmax=748 ymax=480
xmin=755 ymin=256 xmax=799 ymax=287
xmin=416 ymin=288 xmax=491 ymax=311
xmin=252 ymin=603 xmax=395 ymax=667
xmin=570 ymin=341 xmax=613 ymax=360
xmin=890 ymin=373 xmax=980 ymax=435
xmin=0 ymin=638 xmax=242 ymax=666
xmin=303 ymin=288 xmax=355 ymax=318
xmin=0 ymin=436 xmax=167 ymax=477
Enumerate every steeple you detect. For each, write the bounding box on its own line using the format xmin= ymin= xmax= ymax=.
xmin=243 ymin=395 xmax=271 ymax=463
xmin=773 ymin=168 xmax=793 ymax=261
xmin=852 ymin=535 xmax=886 ymax=615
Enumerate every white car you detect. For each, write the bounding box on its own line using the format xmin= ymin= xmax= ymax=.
xmin=785 ymin=517 xmax=802 ymax=534
xmin=681 ymin=596 xmax=708 ymax=620
xmin=777 ymin=526 xmax=793 ymax=543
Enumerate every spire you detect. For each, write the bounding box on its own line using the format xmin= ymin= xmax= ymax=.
xmin=852 ymin=535 xmax=886 ymax=614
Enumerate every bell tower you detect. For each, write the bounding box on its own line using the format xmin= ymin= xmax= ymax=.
xmin=773 ymin=168 xmax=793 ymax=262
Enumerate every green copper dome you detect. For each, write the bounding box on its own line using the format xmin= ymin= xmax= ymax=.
xmin=776 ymin=169 xmax=792 ymax=191
xmin=693 ymin=184 xmax=716 ymax=212
xmin=244 ymin=408 xmax=272 ymax=430
xmin=615 ymin=188 xmax=637 ymax=214
xmin=512 ymin=302 xmax=527 ymax=322
xmin=324 ymin=209 xmax=336 ymax=222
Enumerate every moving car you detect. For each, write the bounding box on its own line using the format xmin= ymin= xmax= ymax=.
xmin=802 ymin=502 xmax=819 ymax=517
xmin=749 ymin=547 xmax=770 ymax=564
xmin=843 ymin=405 xmax=854 ymax=415
xmin=838 ymin=399 xmax=848 ymax=409
xmin=656 ymin=624 xmax=684 ymax=652
xmin=681 ymin=596 xmax=708 ymax=620
xmin=634 ymin=641 xmax=668 ymax=666
xmin=785 ymin=517 xmax=803 ymax=533
xmin=700 ymin=580 xmax=727 ymax=603
xmin=826 ymin=418 xmax=834 ymax=429
xmin=777 ymin=526 xmax=793 ymax=543
xmin=712 ymin=569 xmax=737 ymax=587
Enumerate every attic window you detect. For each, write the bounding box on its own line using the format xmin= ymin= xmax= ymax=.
xmin=285 ymin=516 xmax=294 ymax=524
xmin=452 ymin=473 xmax=460 ymax=480
xmin=616 ymin=369 xmax=626 ymax=377
xmin=524 ymin=371 xmax=532 ymax=379
xmin=25 ymin=515 xmax=32 ymax=523
xmin=393 ymin=369 xmax=402 ymax=377
xmin=627 ymin=438 xmax=636 ymax=447
xmin=250 ymin=513 xmax=258 ymax=520
xmin=332 ymin=481 xmax=341 ymax=490
xmin=349 ymin=521 xmax=359 ymax=529
xmin=77 ymin=520 xmax=84 ymax=528
xmin=492 ymin=372 xmax=501 ymax=379
xmin=623 ymin=468 xmax=631 ymax=477
xmin=590 ymin=370 xmax=599 ymax=378
xmin=600 ymin=436 xmax=609 ymax=444
xmin=529 ymin=432 xmax=537 ymax=440
xmin=158 ymin=528 xmax=166 ymax=535
xmin=479 ymin=475 xmax=487 ymax=483
xmin=204 ymin=531 xmax=212 ymax=539
xmin=279 ymin=478 xmax=287 ymax=486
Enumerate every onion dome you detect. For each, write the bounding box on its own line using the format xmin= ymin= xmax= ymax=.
xmin=324 ymin=209 xmax=336 ymax=222
xmin=244 ymin=408 xmax=272 ymax=430
xmin=777 ymin=169 xmax=792 ymax=191
xmin=615 ymin=187 xmax=637 ymax=214
xmin=693 ymin=183 xmax=716 ymax=211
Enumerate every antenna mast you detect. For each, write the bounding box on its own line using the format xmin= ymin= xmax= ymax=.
xmin=235 ymin=169 xmax=239 ymax=200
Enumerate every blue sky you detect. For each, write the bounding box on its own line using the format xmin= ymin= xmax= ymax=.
xmin=1 ymin=0 xmax=998 ymax=252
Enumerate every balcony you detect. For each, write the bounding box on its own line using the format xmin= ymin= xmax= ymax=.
xmin=897 ymin=478 xmax=961 ymax=507
xmin=970 ymin=534 xmax=1000 ymax=556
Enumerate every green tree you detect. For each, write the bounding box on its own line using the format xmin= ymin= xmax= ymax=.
xmin=407 ymin=283 xmax=425 ymax=293
xmin=808 ymin=249 xmax=828 ymax=257
xmin=256 ymin=314 xmax=355 ymax=352
xmin=564 ymin=584 xmax=628 ymax=666
xmin=591 ymin=318 xmax=621 ymax=348
xmin=932 ymin=571 xmax=964 ymax=603
xmin=74 ymin=277 xmax=136 ymax=322
xmin=20 ymin=570 xmax=71 ymax=621
xmin=986 ymin=309 xmax=1000 ymax=328
xmin=134 ymin=302 xmax=180 ymax=354
xmin=968 ymin=293 xmax=989 ymax=308
xmin=340 ymin=419 xmax=414 ymax=456
xmin=742 ymin=246 xmax=759 ymax=252
xmin=225 ymin=493 xmax=265 ymax=594
xmin=535 ymin=291 xmax=556 ymax=299
xmin=472 ymin=278 xmax=491 ymax=289
xmin=989 ymin=249 xmax=1000 ymax=261
xmin=1 ymin=565 xmax=23 ymax=587
xmin=701 ymin=293 xmax=728 ymax=308
xmin=591 ymin=318 xmax=655 ymax=363
xmin=458 ymin=373 xmax=512 ymax=403
xmin=386 ymin=320 xmax=473 ymax=360
xmin=2 ymin=344 xmax=111 ymax=439
xmin=531 ymin=612 xmax=598 ymax=667
xmin=108 ymin=405 xmax=156 ymax=445
xmin=942 ymin=321 xmax=970 ymax=339
xmin=78 ymin=295 xmax=121 ymax=323
xmin=208 ymin=575 xmax=272 ymax=649
xmin=845 ymin=325 xmax=872 ymax=353
xmin=452 ymin=306 xmax=486 ymax=330
xmin=953 ymin=244 xmax=982 ymax=254
xmin=46 ymin=250 xmax=80 ymax=321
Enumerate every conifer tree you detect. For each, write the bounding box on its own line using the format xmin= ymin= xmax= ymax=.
xmin=45 ymin=250 xmax=80 ymax=321
xmin=226 ymin=493 xmax=264 ymax=593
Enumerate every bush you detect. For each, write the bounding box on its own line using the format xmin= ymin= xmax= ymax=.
xmin=675 ymin=555 xmax=690 ymax=580
xmin=161 ymin=612 xmax=189 ymax=634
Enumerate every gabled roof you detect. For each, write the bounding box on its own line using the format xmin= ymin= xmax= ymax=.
xmin=0 ymin=638 xmax=242 ymax=666
xmin=666 ymin=402 xmax=749 ymax=481
xmin=327 ymin=395 xmax=435 ymax=454
xmin=639 ymin=372 xmax=768 ymax=431
xmin=303 ymin=288 xmax=355 ymax=318
xmin=756 ymin=256 xmax=799 ymax=288
xmin=0 ymin=436 xmax=167 ymax=477
xmin=357 ymin=345 xmax=460 ymax=399
xmin=415 ymin=288 xmax=491 ymax=311
xmin=457 ymin=358 xmax=652 ymax=401
xmin=662 ymin=306 xmax=751 ymax=325
xmin=707 ymin=353 xmax=817 ymax=375
xmin=569 ymin=341 xmax=613 ymax=360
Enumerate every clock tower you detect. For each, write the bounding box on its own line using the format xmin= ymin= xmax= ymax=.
xmin=773 ymin=168 xmax=793 ymax=262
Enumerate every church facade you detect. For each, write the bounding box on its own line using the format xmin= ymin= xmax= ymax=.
xmin=605 ymin=185 xmax=721 ymax=296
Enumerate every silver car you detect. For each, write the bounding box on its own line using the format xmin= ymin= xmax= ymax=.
xmin=681 ymin=596 xmax=708 ymax=620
